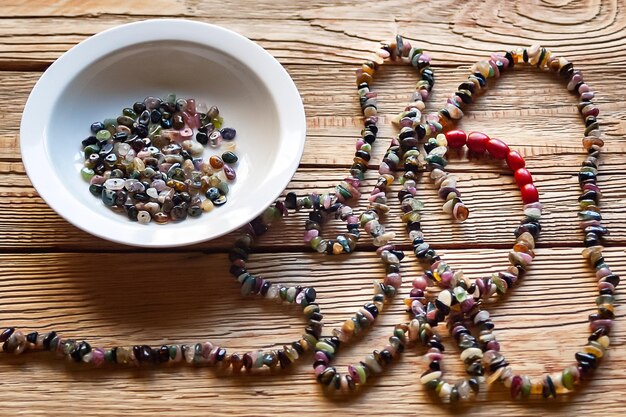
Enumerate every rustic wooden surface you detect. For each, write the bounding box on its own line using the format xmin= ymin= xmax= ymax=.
xmin=0 ymin=0 xmax=625 ymax=415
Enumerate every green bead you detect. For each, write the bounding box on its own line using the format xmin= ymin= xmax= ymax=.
xmin=83 ymin=144 xmax=100 ymax=158
xmin=217 ymin=181 xmax=229 ymax=195
xmin=315 ymin=341 xmax=335 ymax=356
xmin=360 ymin=143 xmax=372 ymax=152
xmin=310 ymin=236 xmax=322 ymax=250
xmin=213 ymin=116 xmax=224 ymax=129
xmin=104 ymin=349 xmax=115 ymax=363
xmin=336 ymin=184 xmax=352 ymax=199
xmin=356 ymin=365 xmax=367 ymax=384
xmin=166 ymin=93 xmax=176 ymax=104
xmin=81 ymin=167 xmax=95 ymax=181
xmin=96 ymin=129 xmax=111 ymax=141
xmin=222 ymin=151 xmax=238 ymax=164
xmin=101 ymin=189 xmax=116 ymax=206
xmin=425 ymin=154 xmax=447 ymax=166
xmin=122 ymin=108 xmax=138 ymax=119
xmin=562 ymin=368 xmax=574 ymax=390
xmin=279 ymin=286 xmax=287 ymax=300
xmin=169 ymin=345 xmax=178 ymax=360
xmin=149 ymin=124 xmax=162 ymax=138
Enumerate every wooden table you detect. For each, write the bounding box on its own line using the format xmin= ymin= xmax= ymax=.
xmin=1 ymin=1 xmax=624 ymax=415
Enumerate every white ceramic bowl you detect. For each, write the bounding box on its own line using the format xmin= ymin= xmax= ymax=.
xmin=20 ymin=19 xmax=305 ymax=247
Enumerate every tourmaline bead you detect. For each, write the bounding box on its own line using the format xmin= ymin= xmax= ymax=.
xmin=466 ymin=132 xmax=489 ymax=154
xmin=520 ymin=183 xmax=539 ymax=204
xmin=486 ymin=138 xmax=509 ymax=159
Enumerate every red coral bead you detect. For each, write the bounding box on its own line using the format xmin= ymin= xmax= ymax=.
xmin=445 ymin=129 xmax=467 ymax=149
xmin=466 ymin=132 xmax=489 ymax=154
xmin=486 ymin=138 xmax=510 ymax=159
xmin=514 ymin=168 xmax=533 ymax=187
xmin=506 ymin=150 xmax=525 ymax=171
xmin=520 ymin=183 xmax=539 ymax=204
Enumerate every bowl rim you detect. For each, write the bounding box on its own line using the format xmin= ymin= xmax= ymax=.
xmin=19 ymin=19 xmax=306 ymax=248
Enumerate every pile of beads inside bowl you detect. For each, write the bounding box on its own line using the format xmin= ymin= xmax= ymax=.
xmin=80 ymin=95 xmax=238 ymax=224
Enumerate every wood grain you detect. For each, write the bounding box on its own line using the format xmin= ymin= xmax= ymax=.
xmin=1 ymin=0 xmax=626 ymax=415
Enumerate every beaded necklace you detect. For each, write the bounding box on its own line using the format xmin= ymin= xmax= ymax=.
xmin=0 ymin=39 xmax=616 ymax=403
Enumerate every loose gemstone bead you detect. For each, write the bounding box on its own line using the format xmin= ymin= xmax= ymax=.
xmin=222 ymin=151 xmax=238 ymax=164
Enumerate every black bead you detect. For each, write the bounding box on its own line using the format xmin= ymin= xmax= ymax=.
xmin=42 ymin=331 xmax=57 ymax=350
xmin=134 ymin=124 xmax=149 ymax=138
xmin=428 ymin=338 xmax=445 ymax=352
xmin=133 ymin=101 xmax=146 ymax=114
xmin=133 ymin=345 xmax=153 ymax=362
xmin=82 ymin=136 xmax=98 ymax=147
xmin=575 ymin=352 xmax=598 ymax=368
xmin=71 ymin=341 xmax=91 ymax=362
xmin=466 ymin=361 xmax=484 ymax=376
xmin=260 ymin=281 xmax=271 ymax=296
xmin=358 ymin=303 xmax=379 ymax=320
xmin=559 ymin=62 xmax=574 ymax=79
xmin=26 ymin=332 xmax=38 ymax=344
xmin=284 ymin=192 xmax=297 ymax=210
xmin=602 ymin=274 xmax=620 ymax=287
xmin=157 ymin=346 xmax=170 ymax=363
xmin=277 ymin=350 xmax=291 ymax=369
xmin=0 ymin=328 xmax=15 ymax=343
xmin=303 ymin=287 xmax=316 ymax=303
xmin=150 ymin=110 xmax=162 ymax=123
xmin=317 ymin=367 xmax=336 ymax=385
xmin=161 ymin=118 xmax=173 ymax=129
xmin=196 ymin=131 xmax=209 ymax=145
xmin=291 ymin=341 xmax=305 ymax=354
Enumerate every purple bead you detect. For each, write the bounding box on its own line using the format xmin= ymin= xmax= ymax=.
xmin=221 ymin=127 xmax=237 ymax=140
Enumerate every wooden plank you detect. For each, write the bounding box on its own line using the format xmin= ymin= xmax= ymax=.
xmin=0 ymin=247 xmax=624 ymax=415
xmin=0 ymin=163 xmax=624 ymax=250
xmin=3 ymin=66 xmax=626 ymax=164
xmin=1 ymin=0 xmax=626 ymax=68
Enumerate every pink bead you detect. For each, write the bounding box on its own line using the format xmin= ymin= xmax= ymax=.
xmin=379 ymin=162 xmax=392 ymax=175
xmin=376 ymin=244 xmax=395 ymax=255
xmin=411 ymin=300 xmax=425 ymax=316
xmin=384 ymin=273 xmax=402 ymax=289
xmin=348 ymin=365 xmax=360 ymax=382
xmin=356 ymin=139 xmax=365 ymax=150
xmin=315 ymin=364 xmax=326 ymax=375
xmin=440 ymin=270 xmax=454 ymax=287
xmin=596 ymin=267 xmax=612 ymax=279
xmin=303 ymin=229 xmax=319 ymax=243
xmin=346 ymin=215 xmax=359 ymax=225
xmin=460 ymin=298 xmax=475 ymax=313
xmin=487 ymin=341 xmax=500 ymax=352
xmin=180 ymin=128 xmax=194 ymax=140
xmin=315 ymin=351 xmax=329 ymax=364
xmin=91 ymin=348 xmax=105 ymax=367
xmin=581 ymin=91 xmax=595 ymax=101
xmin=590 ymin=319 xmax=613 ymax=332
